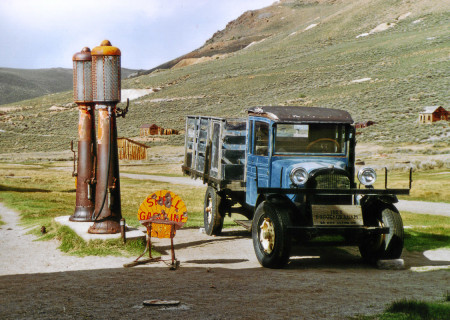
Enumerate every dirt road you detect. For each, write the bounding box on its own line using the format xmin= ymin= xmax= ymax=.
xmin=1 ymin=202 xmax=449 ymax=320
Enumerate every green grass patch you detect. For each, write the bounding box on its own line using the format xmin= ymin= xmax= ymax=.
xmin=402 ymin=212 xmax=450 ymax=252
xmin=353 ymin=295 xmax=450 ymax=320
xmin=372 ymin=169 xmax=450 ymax=204
xmin=0 ymin=161 xmax=209 ymax=257
xmin=54 ymin=224 xmax=150 ymax=257
xmin=26 ymin=220 xmax=151 ymax=257
xmin=386 ymin=299 xmax=450 ymax=320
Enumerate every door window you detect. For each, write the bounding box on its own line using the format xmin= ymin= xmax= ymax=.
xmin=254 ymin=121 xmax=269 ymax=156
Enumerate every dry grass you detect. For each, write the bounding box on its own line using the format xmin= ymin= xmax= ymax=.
xmin=1 ymin=1 xmax=449 ymax=155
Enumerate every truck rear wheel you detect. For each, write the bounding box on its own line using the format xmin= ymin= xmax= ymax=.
xmin=252 ymin=201 xmax=292 ymax=268
xmin=359 ymin=205 xmax=404 ymax=263
xmin=204 ymin=186 xmax=224 ymax=236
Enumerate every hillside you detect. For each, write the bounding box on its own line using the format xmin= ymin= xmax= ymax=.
xmin=0 ymin=68 xmax=73 ymax=105
xmin=0 ymin=68 xmax=141 ymax=105
xmin=0 ymin=0 xmax=449 ymax=155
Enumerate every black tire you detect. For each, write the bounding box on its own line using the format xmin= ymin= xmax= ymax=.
xmin=252 ymin=201 xmax=292 ymax=268
xmin=359 ymin=205 xmax=404 ymax=263
xmin=203 ymin=186 xmax=224 ymax=236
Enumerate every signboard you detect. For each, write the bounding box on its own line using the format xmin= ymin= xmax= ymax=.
xmin=312 ymin=205 xmax=363 ymax=226
xmin=138 ymin=190 xmax=188 ymax=238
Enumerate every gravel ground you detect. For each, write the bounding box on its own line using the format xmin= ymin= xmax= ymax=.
xmin=1 ymin=201 xmax=449 ymax=319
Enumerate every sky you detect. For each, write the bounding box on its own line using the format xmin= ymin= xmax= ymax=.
xmin=0 ymin=0 xmax=274 ymax=70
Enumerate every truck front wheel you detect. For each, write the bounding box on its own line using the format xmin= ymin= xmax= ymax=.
xmin=252 ymin=201 xmax=292 ymax=268
xmin=203 ymin=186 xmax=225 ymax=236
xmin=359 ymin=205 xmax=404 ymax=263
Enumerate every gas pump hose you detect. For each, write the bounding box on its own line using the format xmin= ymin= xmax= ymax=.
xmin=92 ymin=107 xmax=112 ymax=221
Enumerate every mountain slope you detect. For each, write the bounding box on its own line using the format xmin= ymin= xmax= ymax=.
xmin=0 ymin=0 xmax=449 ymax=154
xmin=0 ymin=68 xmax=141 ymax=105
xmin=0 ymin=68 xmax=73 ymax=105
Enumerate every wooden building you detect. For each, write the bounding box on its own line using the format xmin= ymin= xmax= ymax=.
xmin=140 ymin=124 xmax=164 ymax=136
xmin=140 ymin=123 xmax=179 ymax=136
xmin=419 ymin=106 xmax=448 ymax=124
xmin=162 ymin=128 xmax=179 ymax=135
xmin=355 ymin=121 xmax=376 ymax=129
xmin=140 ymin=124 xmax=152 ymax=137
xmin=117 ymin=137 xmax=149 ymax=160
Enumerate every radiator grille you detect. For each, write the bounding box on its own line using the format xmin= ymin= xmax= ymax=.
xmin=313 ymin=172 xmax=350 ymax=189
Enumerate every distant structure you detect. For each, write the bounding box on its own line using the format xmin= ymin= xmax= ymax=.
xmin=140 ymin=124 xmax=160 ymax=136
xmin=140 ymin=123 xmax=179 ymax=136
xmin=117 ymin=137 xmax=149 ymax=160
xmin=419 ymin=106 xmax=448 ymax=124
xmin=355 ymin=121 xmax=376 ymax=129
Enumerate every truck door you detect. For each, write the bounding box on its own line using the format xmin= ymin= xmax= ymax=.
xmin=246 ymin=120 xmax=271 ymax=207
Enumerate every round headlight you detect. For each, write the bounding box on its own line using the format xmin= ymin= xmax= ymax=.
xmin=290 ymin=167 xmax=308 ymax=185
xmin=357 ymin=167 xmax=377 ymax=186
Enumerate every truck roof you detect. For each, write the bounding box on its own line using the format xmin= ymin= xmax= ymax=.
xmin=248 ymin=106 xmax=353 ymax=124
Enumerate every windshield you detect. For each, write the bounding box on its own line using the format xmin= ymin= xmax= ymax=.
xmin=274 ymin=123 xmax=347 ymax=154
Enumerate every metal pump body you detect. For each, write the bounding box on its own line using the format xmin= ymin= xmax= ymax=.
xmin=88 ymin=40 xmax=123 ymax=234
xmin=70 ymin=47 xmax=96 ymax=222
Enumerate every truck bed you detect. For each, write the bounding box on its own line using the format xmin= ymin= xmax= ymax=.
xmin=182 ymin=116 xmax=246 ymax=189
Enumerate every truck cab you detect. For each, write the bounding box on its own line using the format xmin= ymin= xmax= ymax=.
xmin=246 ymin=106 xmax=355 ymax=207
xmin=182 ymin=106 xmax=411 ymax=268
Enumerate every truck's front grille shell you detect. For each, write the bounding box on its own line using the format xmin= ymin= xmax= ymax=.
xmin=307 ymin=169 xmax=352 ymax=204
xmin=314 ymin=172 xmax=351 ymax=189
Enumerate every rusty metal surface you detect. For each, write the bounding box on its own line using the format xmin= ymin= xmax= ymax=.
xmin=88 ymin=219 xmax=121 ymax=234
xmin=91 ymin=40 xmax=121 ymax=56
xmin=91 ymin=40 xmax=121 ymax=103
xmin=71 ymin=47 xmax=95 ymax=223
xmin=73 ymin=47 xmax=93 ymax=103
xmin=89 ymin=108 xmax=122 ymax=233
xmin=92 ymin=55 xmax=121 ymax=103
xmin=143 ymin=300 xmax=180 ymax=306
xmin=248 ymin=106 xmax=353 ymax=124
xmin=125 ymin=222 xmax=179 ymax=269
xmin=72 ymin=47 xmax=92 ymax=61
xmin=70 ymin=107 xmax=96 ymax=222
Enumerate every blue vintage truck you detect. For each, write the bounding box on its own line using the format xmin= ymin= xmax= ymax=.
xmin=182 ymin=106 xmax=411 ymax=268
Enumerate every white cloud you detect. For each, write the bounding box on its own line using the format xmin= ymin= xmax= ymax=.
xmin=0 ymin=0 xmax=275 ymax=69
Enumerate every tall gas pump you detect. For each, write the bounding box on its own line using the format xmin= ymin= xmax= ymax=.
xmin=88 ymin=40 xmax=125 ymax=234
xmin=70 ymin=47 xmax=96 ymax=222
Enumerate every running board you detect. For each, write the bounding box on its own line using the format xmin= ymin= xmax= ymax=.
xmin=234 ymin=219 xmax=252 ymax=231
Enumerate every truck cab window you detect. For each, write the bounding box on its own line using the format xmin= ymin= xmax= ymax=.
xmin=274 ymin=123 xmax=346 ymax=154
xmin=254 ymin=121 xmax=269 ymax=156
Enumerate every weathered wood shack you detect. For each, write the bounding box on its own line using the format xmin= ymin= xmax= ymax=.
xmin=140 ymin=123 xmax=179 ymax=136
xmin=419 ymin=106 xmax=448 ymax=124
xmin=162 ymin=128 xmax=179 ymax=135
xmin=140 ymin=124 xmax=164 ymax=136
xmin=117 ymin=137 xmax=149 ymax=160
xmin=140 ymin=124 xmax=152 ymax=137
xmin=355 ymin=121 xmax=376 ymax=129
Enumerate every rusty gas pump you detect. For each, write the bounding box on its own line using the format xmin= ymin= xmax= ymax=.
xmin=88 ymin=40 xmax=125 ymax=234
xmin=70 ymin=47 xmax=96 ymax=222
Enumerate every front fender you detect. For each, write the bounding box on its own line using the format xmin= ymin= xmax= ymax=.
xmin=361 ymin=194 xmax=399 ymax=207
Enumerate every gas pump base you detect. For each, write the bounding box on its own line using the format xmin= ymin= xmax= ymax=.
xmin=88 ymin=220 xmax=121 ymax=234
xmin=69 ymin=207 xmax=94 ymax=222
